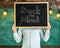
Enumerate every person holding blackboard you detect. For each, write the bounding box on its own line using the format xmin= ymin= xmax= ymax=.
xmin=12 ymin=23 xmax=51 ymax=48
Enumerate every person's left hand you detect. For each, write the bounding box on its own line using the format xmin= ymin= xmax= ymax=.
xmin=47 ymin=23 xmax=51 ymax=30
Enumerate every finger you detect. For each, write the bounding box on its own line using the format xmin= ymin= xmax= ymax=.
xmin=14 ymin=23 xmax=16 ymax=25
xmin=13 ymin=23 xmax=16 ymax=26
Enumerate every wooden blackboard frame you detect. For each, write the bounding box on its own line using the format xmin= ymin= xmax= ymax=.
xmin=14 ymin=2 xmax=49 ymax=28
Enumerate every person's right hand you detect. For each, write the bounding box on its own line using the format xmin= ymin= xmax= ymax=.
xmin=12 ymin=23 xmax=16 ymax=32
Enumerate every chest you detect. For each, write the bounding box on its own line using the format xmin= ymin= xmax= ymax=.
xmin=22 ymin=28 xmax=41 ymax=36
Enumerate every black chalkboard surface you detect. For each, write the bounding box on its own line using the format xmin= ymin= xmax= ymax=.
xmin=14 ymin=2 xmax=49 ymax=28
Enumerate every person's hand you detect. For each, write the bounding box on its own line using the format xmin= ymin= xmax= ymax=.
xmin=47 ymin=23 xmax=51 ymax=30
xmin=12 ymin=23 xmax=16 ymax=32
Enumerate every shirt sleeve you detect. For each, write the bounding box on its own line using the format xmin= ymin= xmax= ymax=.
xmin=13 ymin=28 xmax=22 ymax=43
xmin=40 ymin=29 xmax=50 ymax=42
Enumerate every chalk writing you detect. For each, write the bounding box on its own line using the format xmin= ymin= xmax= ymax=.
xmin=20 ymin=5 xmax=40 ymax=23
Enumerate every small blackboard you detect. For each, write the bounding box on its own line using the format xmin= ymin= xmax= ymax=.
xmin=14 ymin=2 xmax=49 ymax=28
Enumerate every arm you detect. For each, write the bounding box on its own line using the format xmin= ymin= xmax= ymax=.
xmin=40 ymin=29 xmax=50 ymax=42
xmin=12 ymin=24 xmax=22 ymax=43
xmin=40 ymin=23 xmax=51 ymax=42
xmin=13 ymin=29 xmax=22 ymax=43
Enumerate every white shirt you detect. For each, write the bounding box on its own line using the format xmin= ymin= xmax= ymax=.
xmin=13 ymin=28 xmax=50 ymax=48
